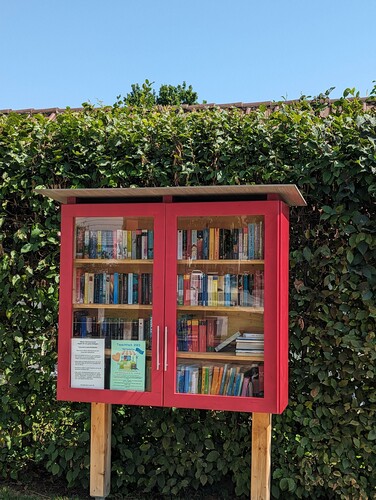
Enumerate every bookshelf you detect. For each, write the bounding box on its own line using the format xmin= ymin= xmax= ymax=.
xmin=44 ymin=186 xmax=306 ymax=414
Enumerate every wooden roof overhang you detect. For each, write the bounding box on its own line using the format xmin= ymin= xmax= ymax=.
xmin=36 ymin=184 xmax=306 ymax=206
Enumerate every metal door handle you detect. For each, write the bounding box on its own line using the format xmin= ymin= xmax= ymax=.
xmin=164 ymin=326 xmax=168 ymax=371
xmin=156 ymin=326 xmax=160 ymax=370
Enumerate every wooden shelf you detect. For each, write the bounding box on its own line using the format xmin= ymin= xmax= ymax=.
xmin=177 ymin=305 xmax=264 ymax=313
xmin=177 ymin=351 xmax=264 ymax=362
xmin=73 ymin=303 xmax=152 ymax=310
xmin=75 ymin=259 xmax=153 ymax=265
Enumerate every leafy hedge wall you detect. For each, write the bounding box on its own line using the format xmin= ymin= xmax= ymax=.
xmin=0 ymin=92 xmax=375 ymax=499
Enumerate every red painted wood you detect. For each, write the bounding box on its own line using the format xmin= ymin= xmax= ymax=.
xmin=277 ymin=202 xmax=290 ymax=412
xmin=56 ymin=199 xmax=290 ymax=413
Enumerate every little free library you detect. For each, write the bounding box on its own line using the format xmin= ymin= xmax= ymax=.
xmin=37 ymin=184 xmax=306 ymax=499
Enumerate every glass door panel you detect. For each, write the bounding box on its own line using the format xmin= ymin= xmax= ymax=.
xmin=175 ymin=215 xmax=265 ymax=399
xmin=71 ymin=216 xmax=154 ymax=393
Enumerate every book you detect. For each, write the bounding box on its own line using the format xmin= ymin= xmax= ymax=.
xmin=147 ymin=230 xmax=154 ymax=259
xmin=75 ymin=269 xmax=83 ymax=303
xmin=76 ymin=227 xmax=85 ymax=258
xmin=177 ymin=274 xmax=184 ymax=305
xmin=87 ymin=273 xmax=94 ymax=304
xmin=236 ymin=333 xmax=264 ymax=354
xmin=198 ymin=320 xmax=207 ymax=352
xmin=122 ymin=230 xmax=128 ymax=259
xmin=217 ymin=275 xmax=225 ymax=306
xmin=196 ymin=230 xmax=203 ymax=259
xmin=214 ymin=330 xmax=241 ymax=352
xmin=141 ymin=229 xmax=148 ymax=259
xmin=190 ymin=271 xmax=202 ymax=306
xmin=191 ymin=319 xmax=199 ymax=352
xmin=127 ymin=273 xmax=133 ymax=304
xmin=241 ymin=376 xmax=251 ymax=396
xmin=113 ymin=272 xmax=119 ymax=304
xmin=127 ymin=231 xmax=132 ymax=258
xmin=138 ymin=318 xmax=144 ymax=341
xmin=116 ymin=229 xmax=123 ymax=259
xmin=202 ymin=228 xmax=209 ymax=260
xmin=219 ymin=364 xmax=229 ymax=395
xmin=83 ymin=230 xmax=90 ymax=258
xmin=234 ymin=372 xmax=244 ymax=396
xmin=183 ymin=273 xmax=191 ymax=305
xmin=226 ymin=366 xmax=238 ymax=395
xmin=206 ymin=317 xmax=216 ymax=351
xmin=191 ymin=230 xmax=197 ymax=260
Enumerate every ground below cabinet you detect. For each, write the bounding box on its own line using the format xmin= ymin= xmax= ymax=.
xmin=58 ymin=200 xmax=289 ymax=414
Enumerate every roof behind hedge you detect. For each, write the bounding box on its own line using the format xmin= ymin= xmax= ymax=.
xmin=1 ymin=97 xmax=375 ymax=120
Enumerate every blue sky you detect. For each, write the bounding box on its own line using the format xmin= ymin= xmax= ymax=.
xmin=0 ymin=0 xmax=375 ymax=110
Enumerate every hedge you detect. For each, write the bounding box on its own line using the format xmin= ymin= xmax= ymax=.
xmin=0 ymin=91 xmax=375 ymax=499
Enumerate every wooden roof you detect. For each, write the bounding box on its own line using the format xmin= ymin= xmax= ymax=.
xmin=35 ymin=184 xmax=306 ymax=206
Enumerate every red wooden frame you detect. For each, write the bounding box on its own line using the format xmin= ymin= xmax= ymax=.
xmin=164 ymin=201 xmax=289 ymax=414
xmin=58 ymin=203 xmax=166 ymax=406
xmin=57 ymin=200 xmax=289 ymax=413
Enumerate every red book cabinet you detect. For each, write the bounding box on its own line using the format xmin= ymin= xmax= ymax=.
xmin=38 ymin=185 xmax=306 ymax=414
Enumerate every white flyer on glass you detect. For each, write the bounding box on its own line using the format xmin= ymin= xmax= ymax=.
xmin=71 ymin=338 xmax=105 ymax=389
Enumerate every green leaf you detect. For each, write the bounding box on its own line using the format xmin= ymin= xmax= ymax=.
xmin=357 ymin=240 xmax=368 ymax=255
xmin=346 ymin=250 xmax=354 ymax=264
xmin=297 ymin=446 xmax=304 ymax=458
xmin=204 ymin=439 xmax=215 ymax=450
xmin=123 ymin=448 xmax=133 ymax=459
xmin=368 ymin=429 xmax=376 ymax=440
xmin=303 ymin=247 xmax=312 ymax=261
xmin=79 ymin=431 xmax=90 ymax=442
xmin=200 ymin=474 xmax=208 ymax=486
xmin=280 ymin=478 xmax=289 ymax=491
xmin=206 ymin=450 xmax=220 ymax=462
xmin=20 ymin=243 xmax=33 ymax=253
xmin=51 ymin=463 xmax=60 ymax=475
xmin=65 ymin=448 xmax=74 ymax=461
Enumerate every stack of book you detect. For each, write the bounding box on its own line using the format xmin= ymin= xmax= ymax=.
xmin=235 ymin=333 xmax=264 ymax=355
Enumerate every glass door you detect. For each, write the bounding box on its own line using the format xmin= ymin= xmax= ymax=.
xmin=164 ymin=202 xmax=272 ymax=412
xmin=58 ymin=204 xmax=165 ymax=406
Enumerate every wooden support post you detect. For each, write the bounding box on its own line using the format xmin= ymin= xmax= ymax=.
xmin=90 ymin=403 xmax=112 ymax=499
xmin=251 ymin=412 xmax=272 ymax=500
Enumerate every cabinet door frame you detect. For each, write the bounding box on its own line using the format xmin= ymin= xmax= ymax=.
xmin=57 ymin=203 xmax=166 ymax=406
xmin=163 ymin=200 xmax=289 ymax=414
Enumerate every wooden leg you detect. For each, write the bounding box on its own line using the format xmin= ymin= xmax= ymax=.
xmin=90 ymin=403 xmax=112 ymax=499
xmin=251 ymin=412 xmax=271 ymax=500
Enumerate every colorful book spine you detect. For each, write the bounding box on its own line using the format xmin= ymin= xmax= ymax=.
xmin=76 ymin=227 xmax=85 ymax=258
xmin=198 ymin=320 xmax=207 ymax=352
xmin=113 ymin=272 xmax=119 ymax=304
xmin=175 ymin=362 xmax=264 ymax=397
xmin=147 ymin=230 xmax=154 ymax=259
